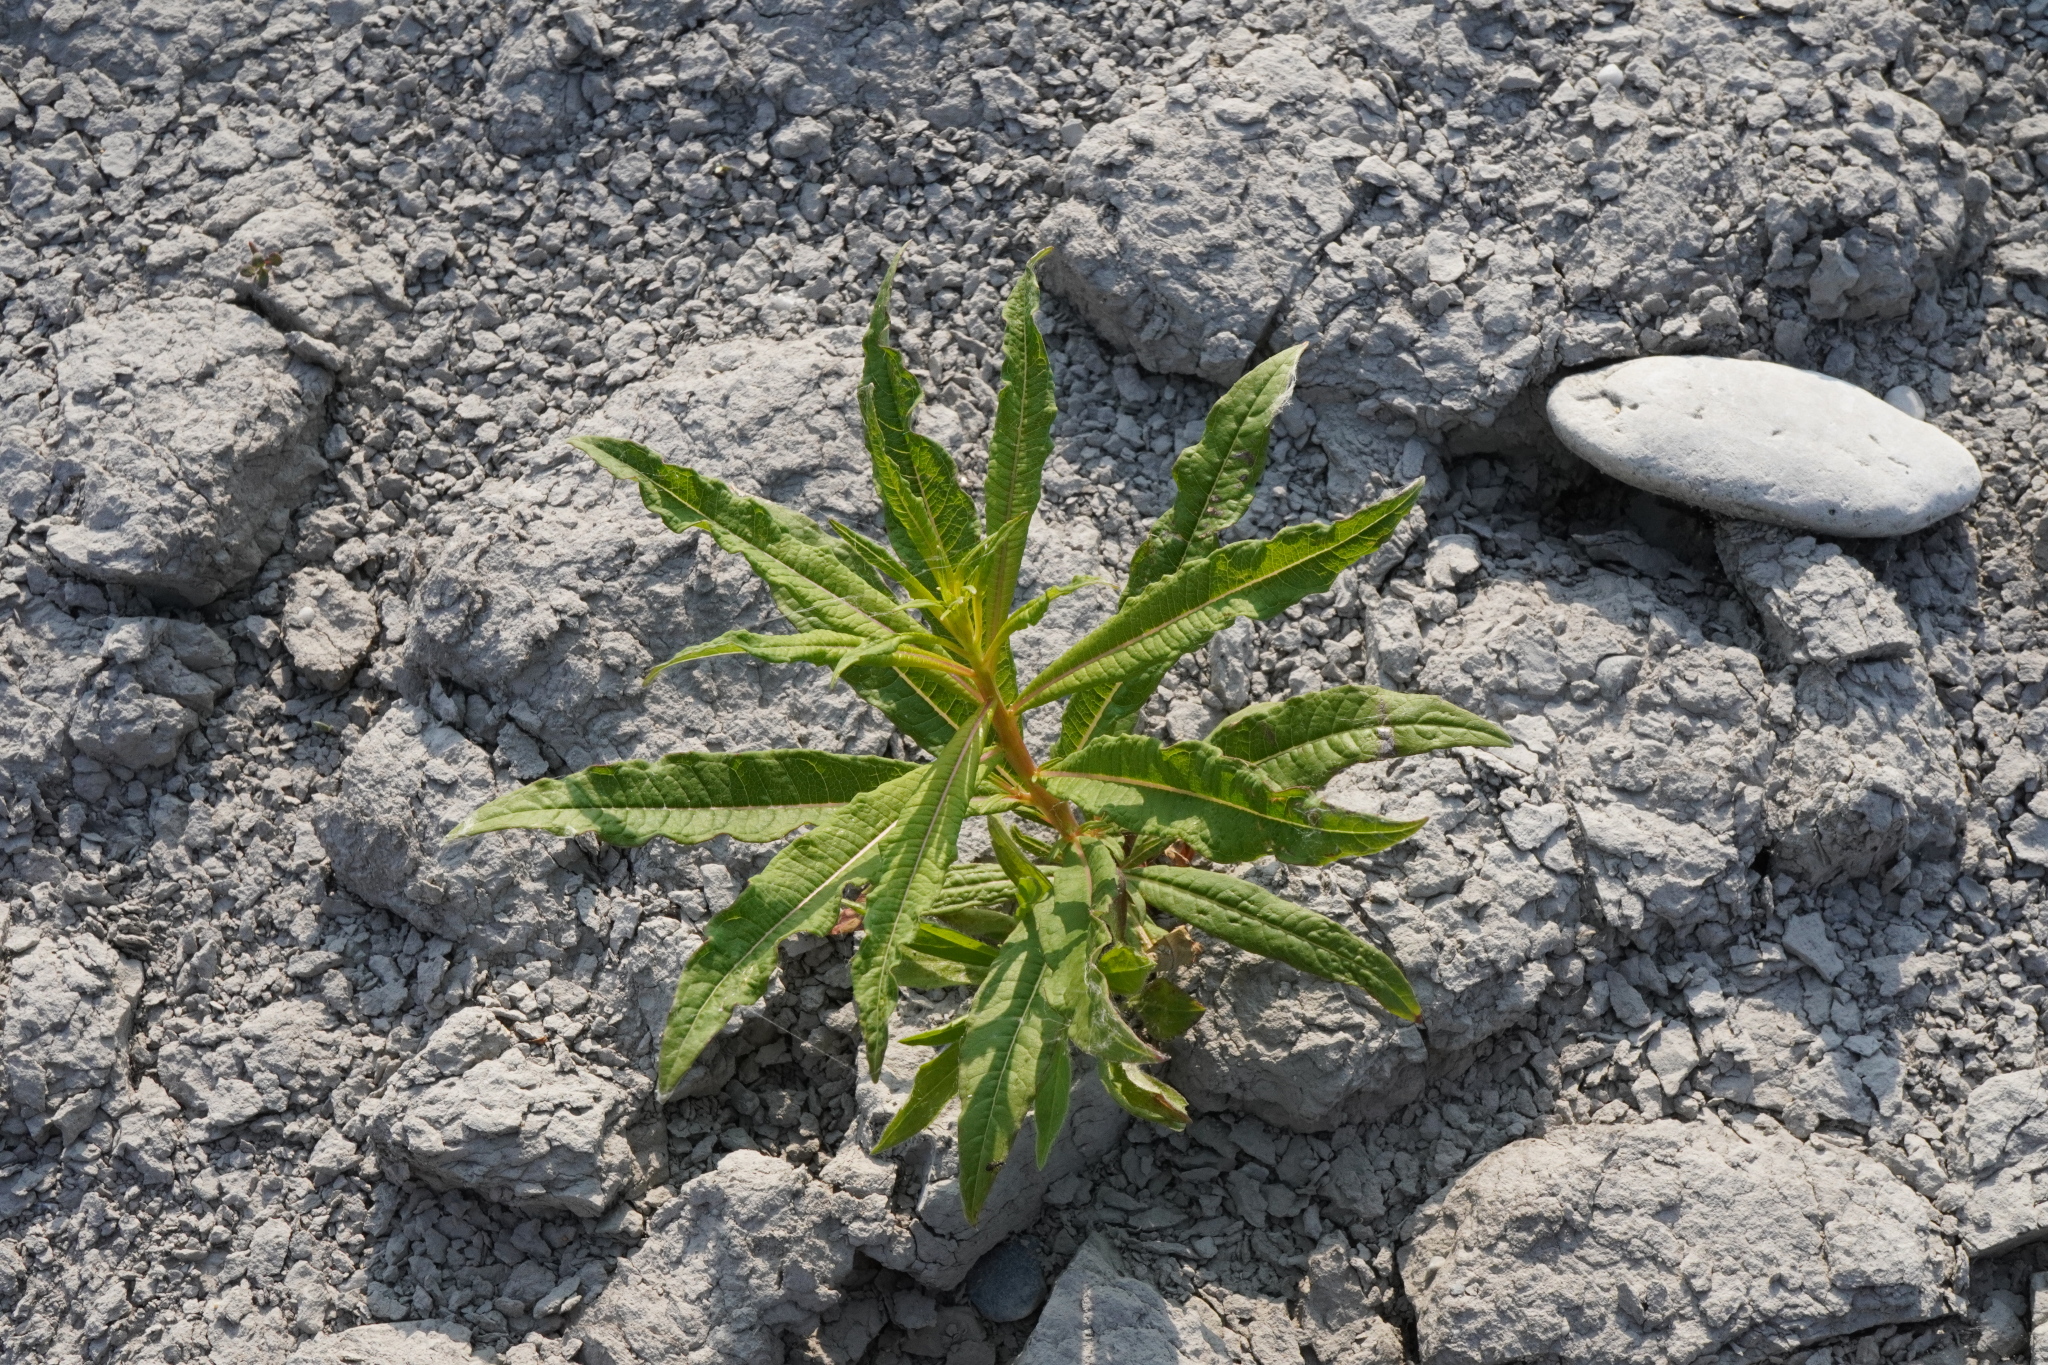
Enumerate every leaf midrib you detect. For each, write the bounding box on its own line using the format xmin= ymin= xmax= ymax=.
xmin=960 ymin=949 xmax=1051 ymax=1182
xmin=677 ymin=811 xmax=903 ymax=1056
xmin=871 ymin=710 xmax=989 ymax=966
xmin=624 ymin=462 xmax=984 ymax=716
xmin=1158 ymin=382 xmax=1282 ymax=574
xmin=1020 ymin=508 xmax=1387 ymax=708
xmin=522 ymin=793 xmax=861 ymax=815
xmin=1047 ymin=755 xmax=1323 ymax=830
xmin=1248 ymin=726 xmax=1392 ymax=780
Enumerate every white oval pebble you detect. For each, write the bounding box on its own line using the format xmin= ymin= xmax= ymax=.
xmin=1546 ymin=357 xmax=1982 ymax=538
xmin=1884 ymin=384 xmax=1927 ymax=420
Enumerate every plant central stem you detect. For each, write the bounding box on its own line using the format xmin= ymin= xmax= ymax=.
xmin=979 ymin=668 xmax=1080 ymax=842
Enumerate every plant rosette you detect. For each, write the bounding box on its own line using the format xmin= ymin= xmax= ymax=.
xmin=451 ymin=252 xmax=1510 ymax=1220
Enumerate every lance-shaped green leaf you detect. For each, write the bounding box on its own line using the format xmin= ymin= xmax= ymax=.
xmin=1039 ymin=841 xmax=1160 ymax=1065
xmin=575 ymin=435 xmax=901 ymax=629
xmin=862 ymin=389 xmax=984 ymax=589
xmin=572 ymin=436 xmax=974 ymax=750
xmin=448 ymin=750 xmax=915 ymax=848
xmin=901 ymin=1018 xmax=970 ymax=1048
xmin=1126 ymin=345 xmax=1308 ymax=597
xmin=984 ymin=249 xmax=1057 ymax=619
xmin=1033 ymin=1041 xmax=1071 ymax=1167
xmin=646 ymin=628 xmax=969 ymax=687
xmin=1096 ymin=1061 xmax=1189 ymax=1128
xmin=1125 ymin=864 xmax=1419 ymax=1020
xmin=1042 ymin=735 xmax=1424 ymax=865
xmin=970 ymin=788 xmax=1032 ymax=820
xmin=875 ymin=1043 xmax=961 ymax=1151
xmin=851 ymin=709 xmax=989 ymax=1077
xmin=955 ymin=930 xmax=1064 ymax=1221
xmin=1051 ymin=668 xmax=1161 ymax=760
xmin=860 ymin=260 xmax=982 ymax=586
xmin=828 ymin=518 xmax=934 ymax=604
xmin=1000 ymin=575 xmax=1108 ymax=642
xmin=897 ymin=949 xmax=988 ymax=990
xmin=931 ymin=905 xmax=1020 ymax=941
xmin=656 ymin=768 xmax=923 ymax=1095
xmin=1206 ymin=685 xmax=1514 ymax=790
xmin=840 ymin=664 xmax=976 ymax=757
xmin=1050 ymin=346 xmax=1311 ymax=756
xmin=1019 ymin=482 xmax=1422 ymax=714
xmin=955 ymin=513 xmax=1030 ymax=609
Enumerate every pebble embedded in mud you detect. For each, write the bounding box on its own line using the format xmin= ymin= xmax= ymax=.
xmin=1546 ymin=356 xmax=1983 ymax=538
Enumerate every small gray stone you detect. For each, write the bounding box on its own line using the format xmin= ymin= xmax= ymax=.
xmin=2009 ymin=812 xmax=2048 ymax=867
xmin=1546 ymin=357 xmax=1981 ymax=537
xmin=361 ymin=1010 xmax=662 ymax=1219
xmin=312 ymin=702 xmax=577 ymax=953
xmin=1884 ymin=385 xmax=1927 ymax=420
xmin=1976 ymin=1293 xmax=2027 ymax=1360
xmin=70 ymin=677 xmax=195 ymax=769
xmin=1039 ymin=42 xmax=1376 ymax=383
xmin=575 ymin=1150 xmax=858 ymax=1365
xmin=964 ymin=1238 xmax=1045 ymax=1323
xmin=769 ymin=117 xmax=832 ymax=162
xmin=1764 ymin=658 xmax=1965 ymax=887
xmin=155 ymin=999 xmax=351 ymax=1138
xmin=284 ymin=567 xmax=378 ymax=691
xmin=2031 ymin=1272 xmax=2048 ymax=1362
xmin=1169 ymin=942 xmax=1432 ymax=1131
xmin=1014 ymin=1234 xmax=1236 ymax=1364
xmin=63 ymin=616 xmax=233 ymax=770
xmin=1714 ymin=522 xmax=1920 ymax=666
xmin=205 ymin=203 xmax=409 ymax=375
xmin=1300 ymin=1232 xmax=1405 ymax=1365
xmin=1780 ymin=913 xmax=1846 ymax=982
xmin=1640 ymin=1021 xmax=1700 ymax=1098
xmin=483 ymin=20 xmax=589 ymax=154
xmin=193 ymin=130 xmax=257 ymax=174
xmin=307 ymin=1127 xmax=361 ymax=1183
xmin=1697 ymin=979 xmax=1890 ymax=1131
xmin=112 ymin=1078 xmax=183 ymax=1186
xmin=2 ymin=934 xmax=143 ymax=1144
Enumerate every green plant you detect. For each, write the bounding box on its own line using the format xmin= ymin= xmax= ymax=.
xmin=451 ymin=254 xmax=1510 ymax=1219
xmin=239 ymin=241 xmax=283 ymax=288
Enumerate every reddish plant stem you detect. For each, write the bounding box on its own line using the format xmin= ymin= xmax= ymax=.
xmin=977 ymin=666 xmax=1080 ymax=842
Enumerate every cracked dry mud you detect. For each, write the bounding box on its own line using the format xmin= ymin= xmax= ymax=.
xmin=5 ymin=0 xmax=2048 ymax=1362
